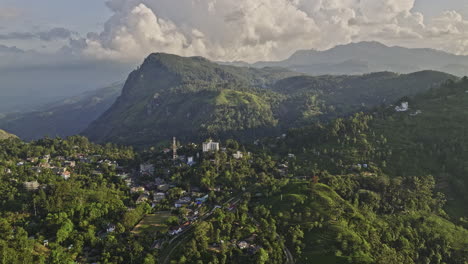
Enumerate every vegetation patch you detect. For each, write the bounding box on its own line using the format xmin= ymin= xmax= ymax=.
xmin=132 ymin=212 xmax=173 ymax=235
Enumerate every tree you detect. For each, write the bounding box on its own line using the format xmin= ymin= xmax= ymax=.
xmin=56 ymin=219 xmax=73 ymax=243
xmin=256 ymin=248 xmax=269 ymax=264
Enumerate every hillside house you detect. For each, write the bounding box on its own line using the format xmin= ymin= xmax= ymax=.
xmin=238 ymin=241 xmax=249 ymax=249
xmin=64 ymin=161 xmax=76 ymax=167
xmin=175 ymin=197 xmax=192 ymax=208
xmin=168 ymin=227 xmax=182 ymax=236
xmin=395 ymin=102 xmax=409 ymax=112
xmin=24 ymin=181 xmax=40 ymax=191
xmin=124 ymin=178 xmax=133 ymax=187
xmin=131 ymin=186 xmax=145 ymax=193
xmin=153 ymin=192 xmax=166 ymax=203
xmin=157 ymin=184 xmax=170 ymax=192
xmin=136 ymin=193 xmax=150 ymax=204
xmin=195 ymin=194 xmax=209 ymax=204
xmin=187 ymin=156 xmax=195 ymax=166
xmin=61 ymin=171 xmax=71 ymax=180
xmin=106 ymin=224 xmax=116 ymax=233
xmin=233 ymin=151 xmax=243 ymax=159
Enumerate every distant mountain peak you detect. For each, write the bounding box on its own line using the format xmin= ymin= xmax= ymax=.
xmin=254 ymin=41 xmax=468 ymax=76
xmin=144 ymin=53 xmax=211 ymax=65
xmin=334 ymin=41 xmax=389 ymax=49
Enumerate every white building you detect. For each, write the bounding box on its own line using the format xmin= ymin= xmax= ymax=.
xmin=153 ymin=192 xmax=166 ymax=203
xmin=395 ymin=102 xmax=409 ymax=112
xmin=24 ymin=181 xmax=40 ymax=191
xmin=233 ymin=151 xmax=243 ymax=159
xmin=169 ymin=228 xmax=182 ymax=236
xmin=187 ymin=156 xmax=195 ymax=166
xmin=203 ymin=140 xmax=220 ymax=152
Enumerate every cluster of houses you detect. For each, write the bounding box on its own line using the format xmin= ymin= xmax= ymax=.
xmin=131 ymin=175 xmax=211 ymax=212
xmin=13 ymin=153 xmax=126 ymax=191
xmin=131 ymin=138 xmax=244 ymax=205
xmin=125 ymin=139 xmax=254 ymax=240
xmin=208 ymin=234 xmax=262 ymax=255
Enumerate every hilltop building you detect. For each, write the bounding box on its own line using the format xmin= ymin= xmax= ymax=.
xmin=395 ymin=102 xmax=409 ymax=112
xmin=203 ymin=140 xmax=220 ymax=152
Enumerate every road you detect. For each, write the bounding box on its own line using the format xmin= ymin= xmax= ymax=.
xmin=158 ymin=191 xmax=294 ymax=264
xmin=159 ymin=194 xmax=243 ymax=264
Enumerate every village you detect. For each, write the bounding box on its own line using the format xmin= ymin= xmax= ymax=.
xmin=128 ymin=138 xmax=255 ymax=250
xmin=8 ymin=137 xmax=263 ymax=253
xmin=2 ymin=135 xmax=313 ymax=261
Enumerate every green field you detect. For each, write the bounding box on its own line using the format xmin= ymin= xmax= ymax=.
xmin=132 ymin=212 xmax=173 ymax=235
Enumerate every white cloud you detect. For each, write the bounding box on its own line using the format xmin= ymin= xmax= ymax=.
xmin=68 ymin=0 xmax=468 ymax=62
xmin=81 ymin=4 xmax=203 ymax=61
xmin=7 ymin=0 xmax=468 ymax=63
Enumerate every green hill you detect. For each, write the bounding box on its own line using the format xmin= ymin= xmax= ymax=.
xmin=273 ymin=78 xmax=468 ymax=218
xmin=0 ymin=129 xmax=16 ymax=140
xmin=82 ymin=53 xmax=298 ymax=146
xmin=273 ymin=70 xmax=455 ymax=127
xmin=83 ymin=53 xmax=456 ymax=146
xmin=259 ymin=178 xmax=468 ymax=263
xmin=372 ymin=78 xmax=468 ymax=217
xmin=0 ymin=83 xmax=122 ymax=140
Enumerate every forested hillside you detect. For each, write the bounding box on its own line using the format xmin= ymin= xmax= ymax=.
xmin=0 ymin=129 xmax=16 ymax=140
xmin=268 ymin=78 xmax=468 ymax=219
xmin=83 ymin=53 xmax=455 ymax=147
xmin=1 ymin=53 xmax=466 ymax=264
xmin=1 ymin=134 xmax=466 ymax=264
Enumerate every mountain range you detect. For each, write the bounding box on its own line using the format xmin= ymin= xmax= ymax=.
xmin=82 ymin=53 xmax=456 ymax=146
xmin=0 ymin=48 xmax=460 ymax=145
xmin=245 ymin=41 xmax=468 ymax=76
xmin=0 ymin=83 xmax=122 ymax=140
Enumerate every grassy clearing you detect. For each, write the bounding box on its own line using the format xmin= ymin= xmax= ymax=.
xmin=132 ymin=211 xmax=173 ymax=235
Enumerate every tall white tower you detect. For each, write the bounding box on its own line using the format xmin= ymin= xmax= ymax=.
xmin=172 ymin=137 xmax=177 ymax=160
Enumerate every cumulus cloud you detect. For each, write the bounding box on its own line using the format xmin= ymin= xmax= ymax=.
xmin=0 ymin=27 xmax=75 ymax=42
xmin=69 ymin=0 xmax=468 ymax=62
xmin=78 ymin=0 xmax=322 ymax=62
xmin=5 ymin=0 xmax=468 ymax=63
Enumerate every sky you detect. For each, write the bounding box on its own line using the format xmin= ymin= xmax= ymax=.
xmin=1 ymin=0 xmax=468 ymax=63
xmin=1 ymin=0 xmax=468 ymax=101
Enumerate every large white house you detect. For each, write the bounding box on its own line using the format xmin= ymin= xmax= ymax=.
xmin=203 ymin=140 xmax=220 ymax=152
